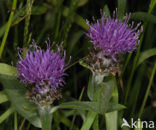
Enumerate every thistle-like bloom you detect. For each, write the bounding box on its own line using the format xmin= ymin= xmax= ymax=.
xmin=86 ymin=11 xmax=142 ymax=61
xmin=17 ymin=41 xmax=67 ymax=105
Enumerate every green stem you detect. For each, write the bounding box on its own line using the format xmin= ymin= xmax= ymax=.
xmin=39 ymin=105 xmax=52 ymax=130
xmin=121 ymin=53 xmax=132 ymax=77
xmin=14 ymin=112 xmax=18 ymax=130
xmin=23 ymin=0 xmax=34 ymax=47
xmin=138 ymin=62 xmax=156 ymax=118
xmin=0 ymin=0 xmax=17 ymax=59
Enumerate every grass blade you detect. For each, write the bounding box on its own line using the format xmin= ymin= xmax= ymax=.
xmin=137 ymin=48 xmax=156 ymax=67
xmin=80 ymin=111 xmax=97 ymax=130
xmin=0 ymin=0 xmax=17 ymax=59
xmin=118 ymin=0 xmax=126 ymax=18
xmin=138 ymin=62 xmax=156 ymax=118
xmin=0 ymin=107 xmax=14 ymax=124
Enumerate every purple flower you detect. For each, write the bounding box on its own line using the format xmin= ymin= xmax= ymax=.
xmin=17 ymin=41 xmax=67 ymax=93
xmin=86 ymin=10 xmax=142 ymax=61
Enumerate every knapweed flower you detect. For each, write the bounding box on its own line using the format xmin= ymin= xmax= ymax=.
xmin=86 ymin=10 xmax=142 ymax=61
xmin=84 ymin=10 xmax=142 ymax=75
xmin=17 ymin=41 xmax=67 ymax=105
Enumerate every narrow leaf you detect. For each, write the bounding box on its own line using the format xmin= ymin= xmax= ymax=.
xmin=103 ymin=5 xmax=110 ymax=17
xmin=0 ymin=107 xmax=14 ymax=124
xmin=131 ymin=12 xmax=156 ymax=23
xmin=118 ymin=0 xmax=126 ymax=18
xmin=31 ymin=6 xmax=47 ymax=15
xmin=59 ymin=101 xmax=101 ymax=113
xmin=80 ymin=111 xmax=97 ymax=130
xmin=137 ymin=48 xmax=156 ymax=67
xmin=106 ymin=103 xmax=126 ymax=113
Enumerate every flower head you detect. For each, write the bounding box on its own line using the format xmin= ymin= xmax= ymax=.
xmin=17 ymin=41 xmax=67 ymax=105
xmin=86 ymin=10 xmax=142 ymax=61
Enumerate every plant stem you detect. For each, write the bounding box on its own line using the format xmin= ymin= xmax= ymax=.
xmin=14 ymin=112 xmax=18 ymax=130
xmin=23 ymin=0 xmax=34 ymax=47
xmin=138 ymin=62 xmax=156 ymax=118
xmin=19 ymin=118 xmax=26 ymax=130
xmin=39 ymin=105 xmax=52 ymax=130
xmin=0 ymin=0 xmax=17 ymax=59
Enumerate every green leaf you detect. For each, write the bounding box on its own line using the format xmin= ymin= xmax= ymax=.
xmin=0 ymin=91 xmax=9 ymax=104
xmin=105 ymin=77 xmax=118 ymax=130
xmin=106 ymin=103 xmax=126 ymax=113
xmin=59 ymin=101 xmax=101 ymax=113
xmin=0 ymin=63 xmax=17 ymax=76
xmin=94 ymin=82 xmax=113 ymax=113
xmin=131 ymin=12 xmax=156 ymax=23
xmin=105 ymin=103 xmax=124 ymax=129
xmin=88 ymin=74 xmax=116 ymax=114
xmin=63 ymin=7 xmax=88 ymax=30
xmin=118 ymin=0 xmax=126 ymax=18
xmin=93 ymin=77 xmax=114 ymax=114
xmin=0 ymin=74 xmax=41 ymax=128
xmin=93 ymin=115 xmax=99 ymax=130
xmin=87 ymin=73 xmax=106 ymax=101
xmin=38 ymin=105 xmax=52 ymax=130
xmin=87 ymin=75 xmax=95 ymax=101
xmin=80 ymin=111 xmax=97 ymax=130
xmin=31 ymin=6 xmax=47 ymax=15
xmin=137 ymin=48 xmax=156 ymax=67
xmin=0 ymin=107 xmax=14 ymax=124
xmin=103 ymin=5 xmax=110 ymax=17
xmin=59 ymin=100 xmax=124 ymax=114
xmin=105 ymin=111 xmax=118 ymax=130
xmin=149 ymin=0 xmax=156 ymax=13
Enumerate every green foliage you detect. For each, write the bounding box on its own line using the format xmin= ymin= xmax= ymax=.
xmin=0 ymin=74 xmax=41 ymax=128
xmin=0 ymin=91 xmax=9 ymax=104
xmin=131 ymin=12 xmax=156 ymax=23
xmin=137 ymin=48 xmax=156 ymax=67
xmin=39 ymin=105 xmax=52 ymax=130
xmin=0 ymin=63 xmax=17 ymax=76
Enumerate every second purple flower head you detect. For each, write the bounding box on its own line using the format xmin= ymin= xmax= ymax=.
xmin=86 ymin=10 xmax=142 ymax=61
